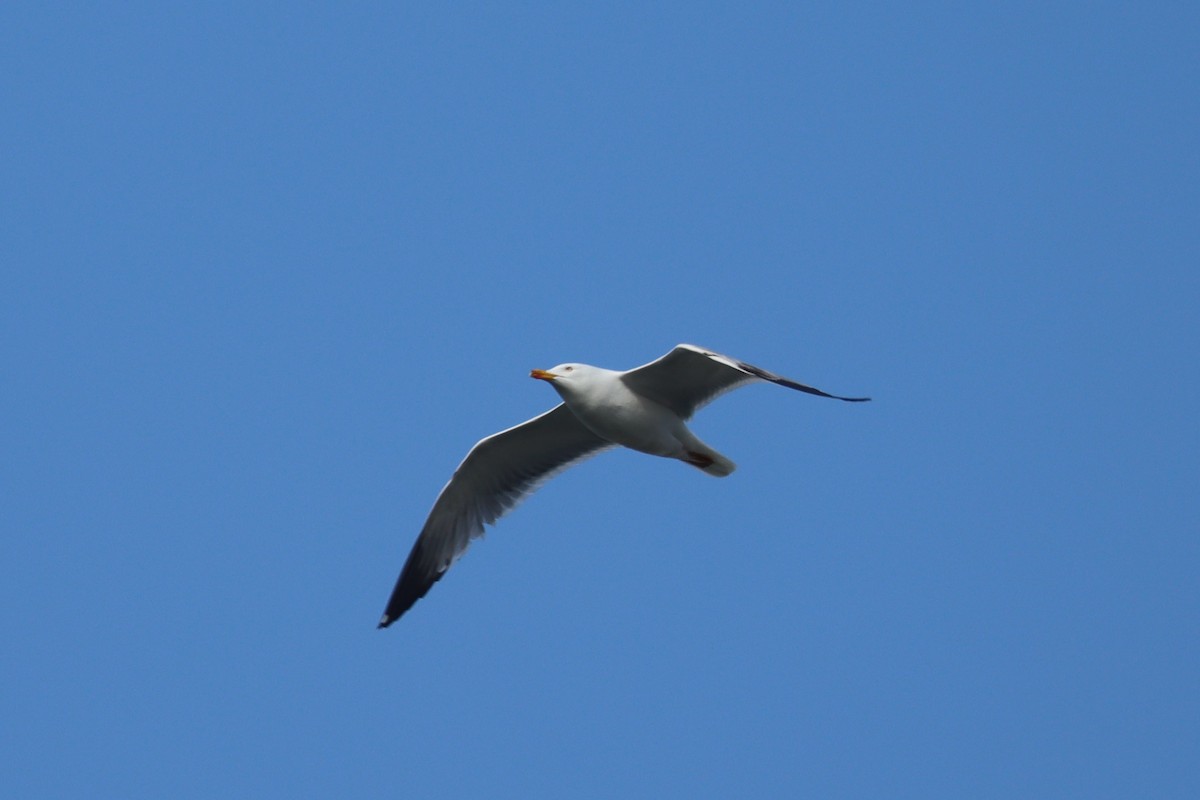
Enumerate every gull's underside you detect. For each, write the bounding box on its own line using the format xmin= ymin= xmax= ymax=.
xmin=378 ymin=344 xmax=868 ymax=628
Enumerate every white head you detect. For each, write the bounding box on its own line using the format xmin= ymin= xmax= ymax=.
xmin=529 ymin=362 xmax=605 ymax=398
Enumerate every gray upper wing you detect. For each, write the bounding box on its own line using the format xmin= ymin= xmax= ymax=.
xmin=620 ymin=343 xmax=870 ymax=420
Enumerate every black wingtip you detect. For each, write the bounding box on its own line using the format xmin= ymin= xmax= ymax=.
xmin=732 ymin=359 xmax=870 ymax=404
xmin=377 ymin=536 xmax=448 ymax=629
xmin=787 ymin=382 xmax=871 ymax=402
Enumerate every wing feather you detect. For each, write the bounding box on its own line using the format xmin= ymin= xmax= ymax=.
xmin=620 ymin=343 xmax=870 ymax=419
xmin=378 ymin=404 xmax=610 ymax=627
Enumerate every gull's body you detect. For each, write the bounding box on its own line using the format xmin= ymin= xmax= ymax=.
xmin=378 ymin=344 xmax=869 ymax=628
xmin=541 ymin=364 xmax=732 ymax=473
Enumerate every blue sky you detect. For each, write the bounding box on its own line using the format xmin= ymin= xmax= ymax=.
xmin=3 ymin=3 xmax=1197 ymax=797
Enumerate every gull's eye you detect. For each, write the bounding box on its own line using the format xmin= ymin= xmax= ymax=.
xmin=564 ymin=366 xmax=574 ymax=372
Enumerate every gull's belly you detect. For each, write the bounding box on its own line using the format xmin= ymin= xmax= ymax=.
xmin=568 ymin=396 xmax=684 ymax=457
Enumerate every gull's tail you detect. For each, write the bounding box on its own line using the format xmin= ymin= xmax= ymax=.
xmin=683 ymin=447 xmax=736 ymax=477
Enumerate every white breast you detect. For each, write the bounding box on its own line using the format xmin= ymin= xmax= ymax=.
xmin=561 ymin=375 xmax=687 ymax=458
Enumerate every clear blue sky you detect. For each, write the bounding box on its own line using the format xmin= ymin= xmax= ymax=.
xmin=4 ymin=3 xmax=1197 ymax=797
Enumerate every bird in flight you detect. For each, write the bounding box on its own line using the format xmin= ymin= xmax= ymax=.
xmin=378 ymin=344 xmax=869 ymax=627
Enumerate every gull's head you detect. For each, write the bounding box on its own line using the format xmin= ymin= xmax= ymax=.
xmin=530 ymin=363 xmax=600 ymax=396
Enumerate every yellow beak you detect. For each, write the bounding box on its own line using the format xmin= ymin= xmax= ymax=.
xmin=530 ymin=369 xmax=557 ymax=382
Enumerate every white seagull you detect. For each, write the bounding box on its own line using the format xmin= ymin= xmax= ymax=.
xmin=378 ymin=344 xmax=869 ymax=627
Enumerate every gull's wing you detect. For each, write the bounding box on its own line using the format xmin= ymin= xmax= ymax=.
xmin=620 ymin=343 xmax=871 ymax=420
xmin=378 ymin=404 xmax=611 ymax=627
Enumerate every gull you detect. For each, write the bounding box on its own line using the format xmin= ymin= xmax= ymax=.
xmin=378 ymin=344 xmax=869 ymax=627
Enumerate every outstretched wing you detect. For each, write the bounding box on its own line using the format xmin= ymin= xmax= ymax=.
xmin=620 ymin=343 xmax=870 ymax=420
xmin=378 ymin=404 xmax=611 ymax=627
